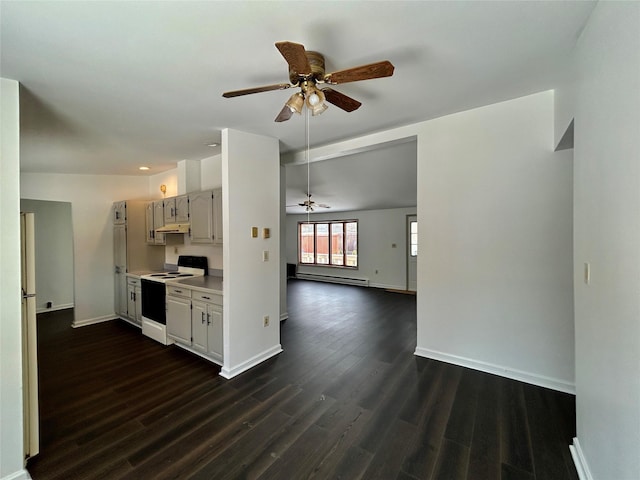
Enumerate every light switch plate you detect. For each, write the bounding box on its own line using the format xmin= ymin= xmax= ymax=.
xmin=263 ymin=227 xmax=270 ymax=239
xmin=251 ymin=227 xmax=258 ymax=238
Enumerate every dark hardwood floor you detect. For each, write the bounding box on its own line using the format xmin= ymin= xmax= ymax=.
xmin=27 ymin=279 xmax=577 ymax=480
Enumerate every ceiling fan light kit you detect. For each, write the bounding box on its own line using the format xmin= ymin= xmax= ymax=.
xmin=222 ymin=41 xmax=394 ymax=122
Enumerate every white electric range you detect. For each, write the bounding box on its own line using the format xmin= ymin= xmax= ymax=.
xmin=140 ymin=255 xmax=208 ymax=345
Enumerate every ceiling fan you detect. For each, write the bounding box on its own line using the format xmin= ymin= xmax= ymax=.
xmin=222 ymin=41 xmax=394 ymax=122
xmin=287 ymin=193 xmax=330 ymax=212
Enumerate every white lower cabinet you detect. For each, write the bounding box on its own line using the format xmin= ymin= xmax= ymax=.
xmin=166 ymin=285 xmax=223 ymax=365
xmin=192 ymin=298 xmax=223 ymax=363
xmin=126 ymin=277 xmax=142 ymax=326
xmin=166 ymin=286 xmax=192 ymax=345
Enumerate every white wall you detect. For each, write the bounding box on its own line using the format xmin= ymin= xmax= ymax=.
xmin=1 ymin=78 xmax=29 ymax=480
xmin=221 ymin=129 xmax=281 ymax=378
xmin=201 ymin=154 xmax=222 ymax=191
xmin=19 ymin=199 xmax=74 ymax=312
xmin=286 ymin=207 xmax=417 ymax=290
xmin=20 ymin=173 xmax=150 ymax=324
xmin=570 ymin=3 xmax=640 ymax=478
xmin=416 ymin=91 xmax=576 ymax=393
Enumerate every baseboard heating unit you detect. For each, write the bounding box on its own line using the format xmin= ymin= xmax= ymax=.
xmin=296 ymin=273 xmax=369 ymax=287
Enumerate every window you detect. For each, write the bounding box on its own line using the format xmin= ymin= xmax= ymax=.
xmin=298 ymin=220 xmax=358 ymax=268
xmin=410 ymin=220 xmax=418 ymax=256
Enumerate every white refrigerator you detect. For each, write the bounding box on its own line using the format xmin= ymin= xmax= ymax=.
xmin=21 ymin=212 xmax=39 ymax=460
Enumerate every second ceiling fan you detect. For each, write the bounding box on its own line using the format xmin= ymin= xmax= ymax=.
xmin=222 ymin=41 xmax=394 ymax=122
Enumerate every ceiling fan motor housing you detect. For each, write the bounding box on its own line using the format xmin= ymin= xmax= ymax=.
xmin=289 ymin=51 xmax=325 ymax=85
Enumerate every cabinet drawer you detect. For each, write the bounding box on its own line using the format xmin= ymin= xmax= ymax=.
xmin=127 ymin=277 xmax=141 ymax=287
xmin=167 ymin=285 xmax=191 ymax=298
xmin=192 ymin=290 xmax=222 ymax=305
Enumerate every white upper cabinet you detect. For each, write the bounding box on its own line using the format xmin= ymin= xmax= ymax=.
xmin=145 ymin=202 xmax=155 ymax=244
xmin=163 ymin=197 xmax=176 ymax=224
xmin=189 ymin=190 xmax=218 ymax=244
xmin=113 ymin=201 xmax=126 ymax=225
xmin=175 ymin=195 xmax=190 ymax=223
xmin=153 ymin=200 xmax=165 ymax=245
xmin=212 ymin=188 xmax=222 ymax=245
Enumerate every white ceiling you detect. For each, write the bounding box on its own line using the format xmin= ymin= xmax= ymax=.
xmin=1 ymin=1 xmax=595 ymax=211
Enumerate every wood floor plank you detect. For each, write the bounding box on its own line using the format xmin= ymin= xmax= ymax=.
xmin=361 ymin=419 xmax=417 ymax=480
xmin=499 ymin=378 xmax=535 ymax=475
xmin=467 ymin=374 xmax=501 ymax=480
xmin=431 ymin=438 xmax=470 ymax=480
xmin=400 ymin=364 xmax=462 ymax=479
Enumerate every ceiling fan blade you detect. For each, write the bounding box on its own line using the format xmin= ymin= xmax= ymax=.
xmin=275 ymin=41 xmax=312 ymax=76
xmin=324 ymin=60 xmax=394 ymax=84
xmin=322 ymin=88 xmax=362 ymax=112
xmin=222 ymin=83 xmax=291 ymax=98
xmin=316 ymin=204 xmax=331 ymax=208
xmin=275 ymin=104 xmax=294 ymax=122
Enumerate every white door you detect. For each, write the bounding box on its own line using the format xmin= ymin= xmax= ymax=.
xmin=407 ymin=215 xmax=417 ymax=292
xmin=21 ymin=212 xmax=39 ymax=459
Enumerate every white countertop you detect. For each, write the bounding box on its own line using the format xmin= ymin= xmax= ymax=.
xmin=166 ymin=275 xmax=223 ymax=295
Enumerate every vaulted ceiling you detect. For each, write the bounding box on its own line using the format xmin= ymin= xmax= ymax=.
xmin=1 ymin=1 xmax=595 ymax=211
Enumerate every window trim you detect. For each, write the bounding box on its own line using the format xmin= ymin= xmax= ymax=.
xmin=298 ymin=219 xmax=358 ymax=269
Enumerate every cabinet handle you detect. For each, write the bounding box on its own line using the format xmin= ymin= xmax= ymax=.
xmin=202 ymin=296 xmax=210 ymax=300
xmin=207 ymin=313 xmax=211 ymax=325
xmin=175 ymin=290 xmax=182 ymax=294
xmin=201 ymin=311 xmax=205 ymax=324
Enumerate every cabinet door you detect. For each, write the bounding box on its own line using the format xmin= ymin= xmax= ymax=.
xmin=134 ymin=286 xmax=142 ymax=324
xmin=207 ymin=304 xmax=223 ymax=362
xmin=115 ymin=270 xmax=128 ymax=316
xmin=145 ymin=202 xmax=155 ymax=244
xmin=164 ymin=198 xmax=176 ymax=224
xmin=113 ymin=201 xmax=126 ymax=225
xmin=175 ymin=195 xmax=189 ymax=223
xmin=191 ymin=300 xmax=208 ymax=353
xmin=189 ymin=191 xmax=214 ymax=244
xmin=167 ymin=295 xmax=192 ymax=345
xmin=114 ymin=225 xmax=127 ymax=268
xmin=212 ymin=188 xmax=223 ymax=245
xmin=153 ymin=201 xmax=166 ymax=245
xmin=127 ymin=284 xmax=136 ymax=320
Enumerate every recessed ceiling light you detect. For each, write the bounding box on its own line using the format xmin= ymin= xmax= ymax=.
xmin=139 ymin=166 xmax=150 ymax=171
xmin=207 ymin=142 xmax=219 ymax=147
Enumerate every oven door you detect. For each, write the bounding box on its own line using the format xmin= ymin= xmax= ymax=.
xmin=141 ymin=279 xmax=166 ymax=325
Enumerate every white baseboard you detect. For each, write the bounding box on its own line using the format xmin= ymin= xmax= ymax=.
xmin=72 ymin=314 xmax=115 ymax=328
xmin=220 ymin=344 xmax=283 ymax=379
xmin=2 ymin=468 xmax=31 ymax=480
xmin=369 ymin=282 xmax=407 ymax=290
xmin=570 ymin=437 xmax=593 ymax=480
xmin=36 ymin=303 xmax=74 ymax=314
xmin=414 ymin=347 xmax=575 ymax=394
xmin=296 ymin=273 xmax=369 ymax=287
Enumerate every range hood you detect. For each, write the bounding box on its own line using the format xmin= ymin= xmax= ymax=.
xmin=155 ymin=223 xmax=190 ymax=234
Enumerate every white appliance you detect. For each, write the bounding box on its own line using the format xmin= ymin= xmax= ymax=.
xmin=140 ymin=255 xmax=208 ymax=345
xmin=21 ymin=212 xmax=39 ymax=460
